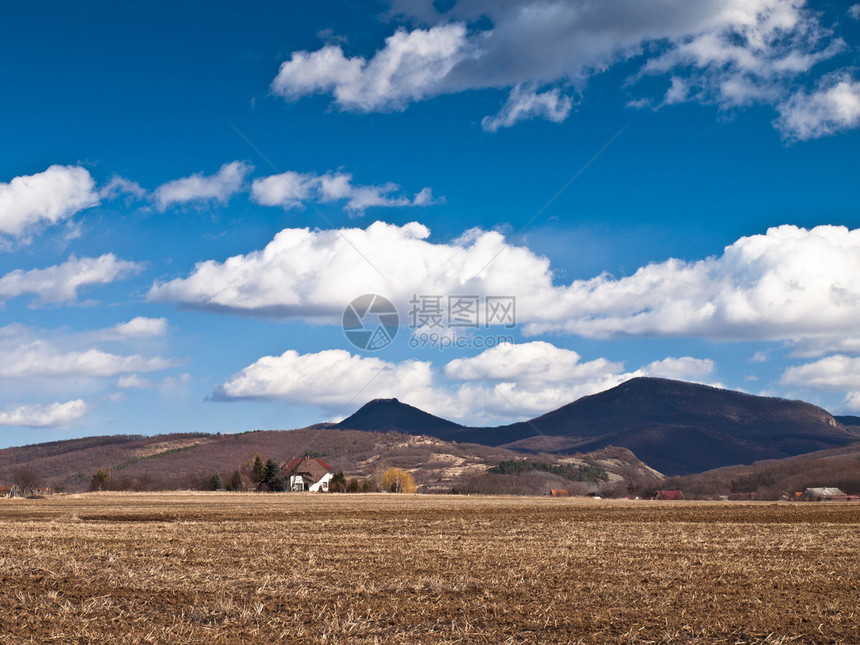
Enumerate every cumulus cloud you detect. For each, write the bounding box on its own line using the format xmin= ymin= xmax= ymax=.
xmin=271 ymin=24 xmax=471 ymax=111
xmin=150 ymin=221 xmax=860 ymax=348
xmin=148 ymin=221 xmax=552 ymax=319
xmin=273 ymin=0 xmax=847 ymax=134
xmin=775 ymin=72 xmax=860 ymax=141
xmin=154 ymin=161 xmax=252 ymax=210
xmin=0 ymin=399 xmax=88 ymax=428
xmin=850 ymin=4 xmax=860 ymax=20
xmin=212 ymin=341 xmax=715 ymax=423
xmin=0 ymin=165 xmax=99 ymax=240
xmin=0 ymin=254 xmax=143 ymax=305
xmin=781 ymin=355 xmax=860 ymax=391
xmin=211 ymin=348 xmax=441 ymax=408
xmin=525 ymin=224 xmax=860 ymax=342
xmin=251 ymin=170 xmax=439 ymax=214
xmin=780 ymin=354 xmax=860 ymax=411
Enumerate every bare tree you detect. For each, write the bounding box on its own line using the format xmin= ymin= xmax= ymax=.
xmin=12 ymin=469 xmax=40 ymax=496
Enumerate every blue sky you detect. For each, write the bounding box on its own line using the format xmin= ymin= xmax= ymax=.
xmin=2 ymin=0 xmax=860 ymax=448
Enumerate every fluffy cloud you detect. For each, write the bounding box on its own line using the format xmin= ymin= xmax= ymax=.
xmin=212 ymin=341 xmax=715 ymax=422
xmin=109 ymin=317 xmax=168 ymax=339
xmin=781 ymin=354 xmax=860 ymax=410
xmin=775 ymin=72 xmax=860 ymax=141
xmin=0 ymin=399 xmax=88 ymax=428
xmin=781 ymin=355 xmax=860 ymax=391
xmin=532 ymin=224 xmax=860 ymax=342
xmin=271 ymin=24 xmax=471 ymax=111
xmin=211 ymin=348 xmax=441 ymax=408
xmin=0 ymin=165 xmax=99 ymax=240
xmin=274 ymin=0 xmax=847 ymax=134
xmin=154 ymin=161 xmax=252 ymax=210
xmin=151 ymin=221 xmax=860 ymax=347
xmin=0 ymin=254 xmax=143 ymax=305
xmin=148 ymin=221 xmax=552 ymax=319
xmin=639 ymin=357 xmax=715 ymax=380
xmin=251 ymin=170 xmax=439 ymax=213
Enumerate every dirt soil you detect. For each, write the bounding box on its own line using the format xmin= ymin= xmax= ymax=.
xmin=1 ymin=493 xmax=858 ymax=644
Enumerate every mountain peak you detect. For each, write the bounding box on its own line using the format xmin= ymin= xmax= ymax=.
xmin=336 ymin=398 xmax=464 ymax=433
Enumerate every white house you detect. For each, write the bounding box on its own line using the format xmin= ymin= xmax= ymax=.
xmin=283 ymin=456 xmax=333 ymax=492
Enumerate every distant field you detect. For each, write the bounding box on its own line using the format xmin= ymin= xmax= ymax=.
xmin=1 ymin=494 xmax=858 ymax=644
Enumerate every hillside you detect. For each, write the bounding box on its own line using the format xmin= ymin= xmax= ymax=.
xmin=662 ymin=442 xmax=860 ymax=499
xmin=336 ymin=378 xmax=860 ymax=475
xmin=0 ymin=427 xmax=659 ymax=495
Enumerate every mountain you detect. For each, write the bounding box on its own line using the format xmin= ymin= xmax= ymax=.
xmin=336 ymin=378 xmax=860 ymax=475
xmin=835 ymin=415 xmax=860 ymax=427
xmin=335 ymin=398 xmax=465 ymax=436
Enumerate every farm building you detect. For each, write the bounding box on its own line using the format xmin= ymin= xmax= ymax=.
xmin=0 ymin=486 xmax=18 ymax=498
xmin=283 ymin=456 xmax=333 ymax=492
xmin=655 ymin=490 xmax=685 ymax=501
xmin=801 ymin=487 xmax=847 ymax=501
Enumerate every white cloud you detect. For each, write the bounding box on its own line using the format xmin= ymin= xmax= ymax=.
xmin=150 ymin=222 xmax=860 ymax=348
xmin=148 ymin=220 xmax=552 ymax=319
xmin=527 ymin=224 xmax=860 ymax=342
xmin=99 ymin=175 xmax=146 ymax=201
xmin=117 ymin=374 xmax=155 ymax=389
xmin=271 ymin=24 xmax=471 ymax=111
xmin=274 ymin=0 xmax=846 ymax=134
xmin=0 ymin=165 xmax=99 ymax=240
xmin=781 ymin=355 xmax=860 ymax=391
xmin=849 ymin=5 xmax=860 ymax=20
xmin=251 ymin=170 xmax=439 ymax=214
xmin=212 ymin=341 xmax=715 ymax=423
xmin=154 ymin=161 xmax=252 ymax=211
xmin=0 ymin=342 xmax=175 ymax=379
xmin=0 ymin=254 xmax=143 ymax=305
xmin=775 ymin=72 xmax=860 ymax=141
xmin=481 ymin=84 xmax=573 ymax=132
xmin=781 ymin=354 xmax=860 ymax=412
xmin=442 ymin=341 xmax=628 ymax=416
xmin=211 ymin=348 xmax=442 ymax=408
xmin=118 ymin=372 xmax=191 ymax=393
xmin=444 ymin=341 xmax=620 ymax=386
xmin=109 ymin=317 xmax=168 ymax=339
xmin=639 ymin=356 xmax=715 ymax=380
xmin=0 ymin=324 xmax=176 ymax=382
xmin=0 ymin=399 xmax=88 ymax=428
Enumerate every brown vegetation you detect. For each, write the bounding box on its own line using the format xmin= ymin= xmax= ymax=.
xmin=0 ymin=428 xmax=658 ymax=495
xmin=1 ymin=493 xmax=858 ymax=644
xmin=665 ymin=442 xmax=860 ymax=499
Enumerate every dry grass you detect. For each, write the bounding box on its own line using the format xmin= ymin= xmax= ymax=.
xmin=1 ymin=493 xmax=858 ymax=644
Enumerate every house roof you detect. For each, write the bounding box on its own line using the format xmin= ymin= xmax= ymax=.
xmin=804 ymin=487 xmax=846 ymax=497
xmin=283 ymin=456 xmax=331 ymax=482
xmin=656 ymin=490 xmax=685 ymax=500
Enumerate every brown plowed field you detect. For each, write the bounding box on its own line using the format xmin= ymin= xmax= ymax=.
xmin=1 ymin=493 xmax=858 ymax=644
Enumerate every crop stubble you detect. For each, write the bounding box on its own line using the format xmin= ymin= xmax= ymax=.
xmin=0 ymin=493 xmax=858 ymax=644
